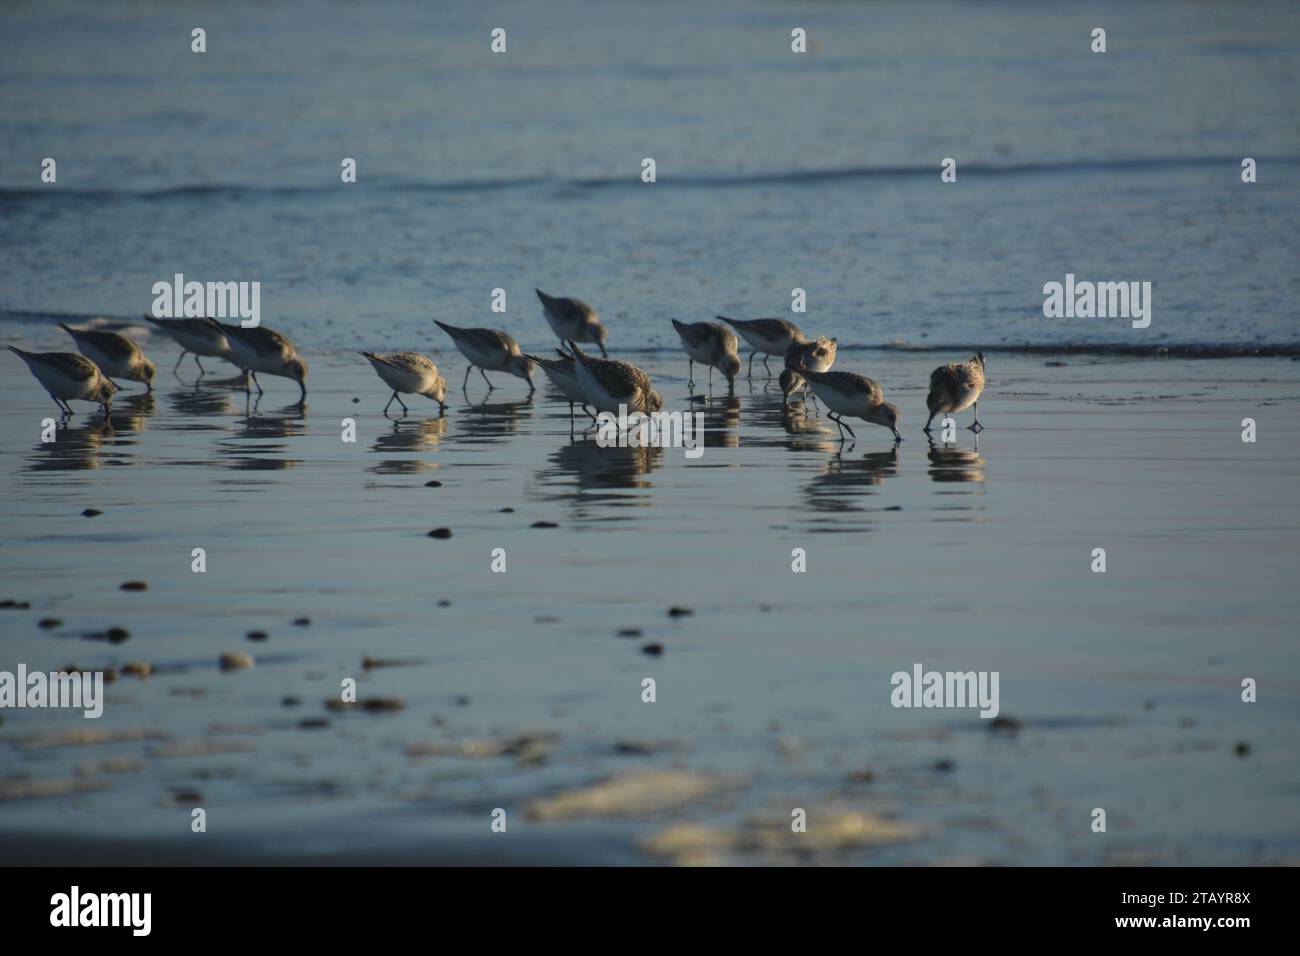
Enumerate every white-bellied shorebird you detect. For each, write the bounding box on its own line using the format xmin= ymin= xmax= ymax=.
xmin=801 ymin=368 xmax=902 ymax=441
xmin=779 ymin=335 xmax=838 ymax=405
xmin=361 ymin=351 xmax=447 ymax=416
xmin=207 ymin=319 xmax=308 ymax=400
xmin=570 ymin=344 xmax=662 ymax=415
xmin=670 ymin=319 xmax=741 ymax=391
xmin=7 ymin=346 xmax=118 ymax=415
xmin=525 ymin=349 xmax=591 ymax=423
xmin=433 ymin=320 xmax=534 ymax=394
xmin=60 ymin=323 xmax=156 ymax=391
xmin=716 ymin=315 xmax=805 ymax=378
xmin=143 ymin=313 xmax=232 ymax=376
xmin=535 ymin=289 xmax=608 ymax=356
xmin=924 ymin=352 xmax=985 ymax=433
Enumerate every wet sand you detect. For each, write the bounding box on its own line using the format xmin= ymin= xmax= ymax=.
xmin=1 ymin=341 xmax=1297 ymax=865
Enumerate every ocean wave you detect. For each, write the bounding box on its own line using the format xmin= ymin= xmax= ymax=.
xmin=2 ymin=155 xmax=1293 ymax=202
xmin=3 ymin=310 xmax=1295 ymax=358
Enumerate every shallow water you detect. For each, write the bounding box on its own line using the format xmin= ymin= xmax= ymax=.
xmin=1 ymin=352 xmax=1297 ymax=864
xmin=1 ymin=0 xmax=1298 ymax=864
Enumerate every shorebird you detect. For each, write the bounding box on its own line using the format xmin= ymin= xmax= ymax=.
xmin=526 ymin=349 xmax=591 ymax=423
xmin=716 ymin=316 xmax=805 ymax=378
xmin=207 ymin=320 xmax=308 ymax=400
xmin=801 ymin=369 xmax=901 ymax=441
xmin=361 ymin=351 xmax=447 ymax=416
xmin=7 ymin=346 xmax=118 ymax=415
xmin=142 ymin=313 xmax=232 ymax=376
xmin=924 ymin=352 xmax=985 ymax=433
xmin=535 ymin=290 xmax=608 ymax=356
xmin=570 ymin=344 xmax=662 ymax=416
xmin=433 ymin=320 xmax=534 ymax=394
xmin=59 ymin=323 xmax=156 ymax=391
xmin=779 ymin=336 xmax=838 ymax=405
xmin=670 ymin=319 xmax=741 ymax=391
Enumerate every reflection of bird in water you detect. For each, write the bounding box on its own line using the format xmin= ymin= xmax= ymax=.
xmin=21 ymin=418 xmax=115 ymax=473
xmin=103 ymin=391 xmax=156 ymax=437
xmin=927 ymin=437 xmax=986 ymax=483
xmin=699 ymin=393 xmax=741 ymax=449
xmin=165 ymin=384 xmax=240 ymax=418
xmin=218 ymin=403 xmax=306 ymax=471
xmin=451 ymin=398 xmax=534 ymax=443
xmin=537 ymin=438 xmax=663 ymax=504
xmin=802 ymin=446 xmax=902 ymax=520
xmin=368 ymin=417 xmax=447 ymax=475
xmin=925 ymin=352 xmax=986 ymax=433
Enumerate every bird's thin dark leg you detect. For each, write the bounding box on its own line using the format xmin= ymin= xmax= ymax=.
xmin=480 ymin=368 xmax=494 ymax=390
xmin=173 ymin=352 xmax=188 ymax=375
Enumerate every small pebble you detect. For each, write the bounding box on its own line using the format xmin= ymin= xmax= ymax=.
xmin=425 ymin=480 xmax=443 ymax=487
xmin=1234 ymin=740 xmax=1251 ymax=757
xmin=437 ymin=599 xmax=451 ymax=607
xmin=667 ymin=606 xmax=693 ymax=618
xmin=641 ymin=643 xmax=664 ymax=657
xmin=292 ymin=617 xmax=311 ymax=627
xmin=81 ymin=509 xmax=102 ymax=517
xmin=428 ymin=527 xmax=453 ymax=539
xmin=219 ymin=652 xmax=255 ymax=672
xmin=453 ymin=694 xmax=471 ymax=707
xmin=0 ymin=600 xmax=31 ymax=610
xmin=617 ymin=628 xmax=643 ymax=638
xmin=847 ymin=768 xmax=875 ymax=784
xmin=500 ymin=507 xmax=514 ymax=513
xmin=106 ymin=627 xmax=130 ymax=644
xmin=933 ymin=758 xmax=955 ymax=773
xmin=531 ymin=520 xmax=559 ymax=528
xmin=121 ymin=662 xmax=151 ymax=679
xmin=38 ymin=618 xmax=63 ymax=629
xmin=246 ymin=630 xmax=268 ymax=642
xmin=362 ymin=698 xmax=405 ymax=713
xmin=300 ymin=718 xmax=330 ymax=729
xmin=120 ymin=581 xmax=149 ymax=592
xmin=351 ymin=397 xmax=360 ymax=403
xmin=281 ymin=696 xmax=302 ymax=708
